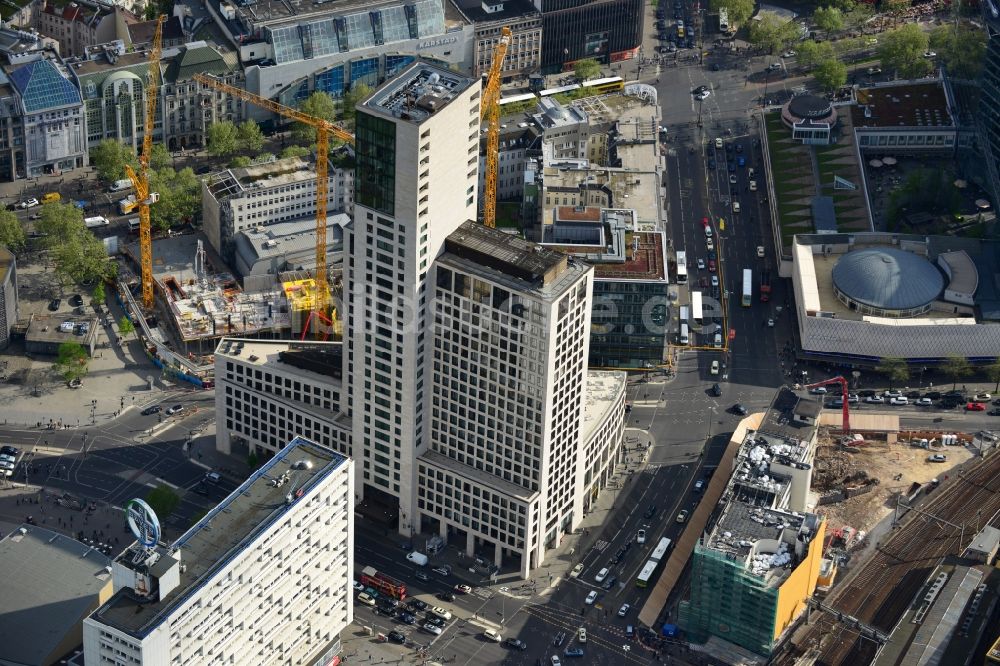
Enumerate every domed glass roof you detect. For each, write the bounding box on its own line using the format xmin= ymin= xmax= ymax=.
xmin=831 ymin=248 xmax=944 ymax=311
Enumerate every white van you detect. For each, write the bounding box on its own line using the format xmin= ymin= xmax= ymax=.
xmin=680 ymin=323 xmax=689 ymax=345
xmin=714 ymin=333 xmax=722 ymax=348
xmin=128 ymin=217 xmax=141 ymax=233
xmin=84 ymin=216 xmax=110 ymax=228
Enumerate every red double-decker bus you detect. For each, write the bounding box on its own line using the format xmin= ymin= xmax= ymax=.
xmin=360 ymin=566 xmax=407 ymax=600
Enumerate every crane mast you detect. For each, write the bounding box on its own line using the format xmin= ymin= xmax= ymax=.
xmin=192 ymin=74 xmax=354 ymax=320
xmin=480 ymin=26 xmax=512 ymax=229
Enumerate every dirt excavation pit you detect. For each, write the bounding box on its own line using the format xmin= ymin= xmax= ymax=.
xmin=811 ymin=435 xmax=975 ymax=535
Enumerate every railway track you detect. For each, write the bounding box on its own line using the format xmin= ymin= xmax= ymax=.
xmin=775 ymin=453 xmax=1000 ymax=665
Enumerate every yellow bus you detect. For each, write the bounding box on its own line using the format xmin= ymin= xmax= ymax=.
xmin=581 ymin=76 xmax=625 ymax=94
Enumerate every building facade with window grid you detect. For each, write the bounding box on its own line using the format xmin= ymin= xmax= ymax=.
xmin=343 ymin=63 xmax=481 ymax=529
xmin=536 ymin=0 xmax=644 ymax=72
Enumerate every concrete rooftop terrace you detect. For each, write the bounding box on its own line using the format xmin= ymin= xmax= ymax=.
xmin=90 ymin=437 xmax=348 ymax=637
xmin=851 ymin=82 xmax=953 ymax=128
xmin=363 ymin=61 xmax=476 ymax=125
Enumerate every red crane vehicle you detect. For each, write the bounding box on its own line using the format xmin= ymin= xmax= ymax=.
xmin=803 ymin=376 xmax=851 ymax=435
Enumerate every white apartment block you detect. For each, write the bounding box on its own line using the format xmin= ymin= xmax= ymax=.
xmin=214 ymin=339 xmax=351 ymax=458
xmin=343 ymin=62 xmax=481 ymax=529
xmin=415 ymin=222 xmax=623 ymax=577
xmin=83 ymin=436 xmax=354 ymax=666
xmin=202 ymin=156 xmax=353 ymax=261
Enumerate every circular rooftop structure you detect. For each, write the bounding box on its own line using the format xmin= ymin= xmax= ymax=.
xmin=781 ymin=94 xmax=837 ymax=130
xmin=831 ymin=248 xmax=944 ymax=316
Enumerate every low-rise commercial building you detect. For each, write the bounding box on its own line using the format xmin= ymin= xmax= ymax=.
xmin=451 ymin=0 xmax=542 ymax=80
xmin=84 ymin=436 xmax=354 ymax=666
xmin=233 ymin=214 xmax=347 ymax=286
xmin=678 ymin=387 xmax=826 ymax=657
xmin=853 ymin=81 xmax=957 ymax=155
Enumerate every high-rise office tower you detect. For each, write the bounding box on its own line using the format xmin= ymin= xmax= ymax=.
xmin=979 ymin=3 xmax=1000 ymax=203
xmin=343 ymin=62 xmax=481 ymax=529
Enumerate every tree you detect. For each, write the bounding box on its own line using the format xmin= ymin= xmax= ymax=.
xmin=118 ymin=315 xmax=136 ymax=339
xmin=52 ymin=230 xmax=116 ymax=284
xmin=796 ymin=40 xmax=836 ymax=69
xmin=748 ymin=15 xmax=799 ymax=54
xmin=941 ymin=355 xmax=972 ymax=391
xmin=280 ymin=145 xmax=312 ymax=159
xmin=91 ymin=283 xmax=105 ymax=305
xmin=813 ymin=6 xmax=844 ymax=35
xmin=207 ymin=120 xmax=238 ymax=157
xmin=843 ymin=2 xmax=874 ymax=31
xmin=984 ymin=358 xmax=1000 ymax=393
xmin=35 ymin=202 xmax=85 ymax=251
xmin=293 ymin=91 xmax=337 ymax=146
xmin=149 ymin=143 xmax=171 ymax=172
xmin=573 ymin=58 xmax=602 ymax=81
xmin=148 ymin=167 xmax=201 ymax=234
xmin=247 ymin=450 xmax=259 ymax=470
xmin=878 ymin=24 xmax=932 ymax=79
xmin=341 ymin=82 xmax=372 ymax=128
xmin=0 ymin=209 xmax=26 ymax=253
xmin=875 ymin=357 xmax=909 ymax=388
xmin=711 ymin=0 xmax=755 ymax=27
xmin=813 ymin=58 xmax=847 ymax=91
xmin=90 ymin=139 xmax=139 ymax=183
xmin=145 ymin=485 xmax=180 ymax=520
xmin=237 ymin=120 xmax=265 ymax=153
xmin=53 ymin=341 xmax=89 ymax=382
xmin=929 ymin=24 xmax=987 ymax=80
xmin=229 ymin=156 xmax=252 ymax=168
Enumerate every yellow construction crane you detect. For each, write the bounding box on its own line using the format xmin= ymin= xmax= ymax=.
xmin=126 ymin=14 xmax=166 ymax=310
xmin=193 ymin=73 xmax=354 ymax=318
xmin=480 ymin=26 xmax=512 ymax=229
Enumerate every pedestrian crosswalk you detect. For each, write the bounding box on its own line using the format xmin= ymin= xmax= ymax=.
xmin=592 ymin=539 xmax=611 ymax=552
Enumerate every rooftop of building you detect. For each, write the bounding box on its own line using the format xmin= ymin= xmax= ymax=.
xmin=363 ymin=61 xmax=476 ymax=124
xmin=162 ymin=41 xmax=239 ymax=82
xmin=541 ymin=160 xmax=660 ymax=224
xmin=91 ymin=437 xmax=348 ymax=637
xmin=25 ymin=314 xmax=99 ymax=346
xmin=581 ymin=371 xmax=626 ymax=444
xmin=129 ymin=15 xmax=183 ymax=46
xmin=851 ymin=81 xmax=953 ymax=129
xmin=966 ymin=525 xmax=1000 ymax=555
xmin=450 ymin=0 xmax=539 ymax=24
xmin=124 ymin=233 xmax=291 ymax=341
xmin=540 ymin=208 xmax=667 ymax=282
xmin=73 ymin=49 xmax=148 ymax=77
xmin=207 ymin=156 xmax=318 ymax=201
xmin=6 ymin=53 xmax=82 ymax=112
xmin=0 ymin=525 xmax=112 ymax=665
xmin=533 ymin=97 xmax=588 ymax=130
xmin=216 ymin=338 xmax=343 ymax=383
xmin=444 ymin=220 xmax=569 ymax=285
xmin=234 ymin=214 xmax=347 ymax=264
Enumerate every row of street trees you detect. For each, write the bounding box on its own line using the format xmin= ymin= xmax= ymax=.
xmin=876 ymin=356 xmax=1000 ymax=392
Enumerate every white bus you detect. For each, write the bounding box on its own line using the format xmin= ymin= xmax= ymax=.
xmin=675 ymin=250 xmax=688 ymax=284
xmin=691 ymin=291 xmax=703 ymax=325
xmin=499 ymin=92 xmax=537 ymax=107
xmin=742 ymin=269 xmax=753 ymax=307
xmin=719 ymin=8 xmax=731 ymax=34
xmin=680 ymin=323 xmax=689 ymax=345
xmin=636 ymin=559 xmax=658 ymax=588
xmin=650 ymin=537 xmax=672 ymax=563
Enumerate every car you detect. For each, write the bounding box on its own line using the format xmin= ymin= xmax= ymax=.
xmin=551 ymin=656 xmax=563 ymax=666
xmin=732 ymin=403 xmax=748 ymax=416
xmin=767 ymin=318 xmax=774 ymax=327
xmin=711 ymin=275 xmax=719 ymax=287
xmin=585 ymin=590 xmax=598 ymax=605
xmin=847 ymin=394 xmax=860 ymax=404
xmin=809 ymin=387 xmax=828 ymax=394
xmin=749 ymin=180 xmax=758 ymax=192
xmin=706 ymin=237 xmax=714 ymax=251
xmin=165 ymin=404 xmax=183 ymax=415
xmin=408 ymin=598 xmax=428 ymax=611
xmin=432 ymin=565 xmax=451 ymax=576
xmin=564 ymin=647 xmax=584 ymax=658
xmin=889 ymin=396 xmax=909 ymax=405
xmin=711 ymin=383 xmax=722 ymax=397
xmin=577 ymin=627 xmax=587 ymax=643
xmin=676 ymin=509 xmax=690 ymax=523
xmin=48 ymin=298 xmax=61 ymax=311
xmin=483 ymin=628 xmax=502 ymax=642
xmin=967 ymin=402 xmax=986 ymax=411
xmin=736 ymin=156 xmax=746 ymax=168
xmin=637 ymin=529 xmax=646 ymax=544
xmin=708 ymin=259 xmax=716 ymax=272
xmin=715 ymin=137 xmax=723 ymax=149
xmin=767 ymin=62 xmax=781 ymax=71
xmin=422 ymin=622 xmax=443 ymax=635
xmin=974 ymin=393 xmax=992 ymax=402
xmin=357 ymin=592 xmax=376 ymax=607
xmin=398 ymin=612 xmax=416 ymax=624
xmin=748 ymin=167 xmax=755 ymax=179
xmin=0 ymin=446 xmax=18 ymax=456
xmin=69 ymin=294 xmax=83 ymax=307
xmin=644 ymin=504 xmax=657 ymax=519
xmin=694 ymin=479 xmax=706 ymax=492
xmin=594 ymin=567 xmax=609 ymax=583
xmin=696 ymin=90 xmax=711 ymax=100
xmin=505 ymin=638 xmax=527 ymax=650
xmin=601 ymin=575 xmax=617 ymax=590
xmin=415 ymin=570 xmax=430 ymax=582
xmin=569 ymin=563 xmax=584 ymax=578
xmin=867 ymin=66 xmax=883 ymax=75
xmin=884 ymin=389 xmax=903 ymax=398
xmin=697 ymin=258 xmax=706 ymax=270
xmin=429 ymin=606 xmax=452 ymax=621
xmin=928 ymin=453 xmax=948 ymax=462
xmin=436 ymin=591 xmax=456 ymax=602
xmin=352 ymin=580 xmax=365 ymax=591
xmin=710 ymin=360 xmax=719 ymax=375
xmin=387 ymin=630 xmax=406 ymax=644
xmin=729 ymin=174 xmax=737 ymax=185
xmin=915 ymin=397 xmax=934 ymax=406
xmin=141 ymin=405 xmax=161 ymax=415
xmin=703 ymin=217 xmax=712 ymax=233
xmin=865 ymin=395 xmax=885 ymax=404
xmin=782 ymin=50 xmax=796 ymax=58
xmin=618 ymin=603 xmax=631 ymax=617
xmin=990 ymin=409 xmax=1000 ymax=416
xmin=923 ymin=50 xmax=937 ymax=58
xmin=19 ymin=198 xmax=39 ymax=209
xmin=712 ymin=62 xmax=721 ymax=71
xmin=376 ymin=599 xmax=398 ymax=615
xmin=454 ymin=584 xmax=471 ymax=594
xmin=735 ymin=143 xmax=743 ymax=153
xmin=424 ymin=614 xmax=445 ymax=627
xmin=692 ymin=85 xmax=708 ymax=95
xmin=699 ymin=276 xmax=708 ymax=289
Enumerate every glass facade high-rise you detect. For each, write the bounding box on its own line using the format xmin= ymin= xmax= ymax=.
xmin=979 ymin=10 xmax=1000 ymax=205
xmin=355 ymin=112 xmax=397 ymax=216
xmin=536 ymin=0 xmax=644 ymax=72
